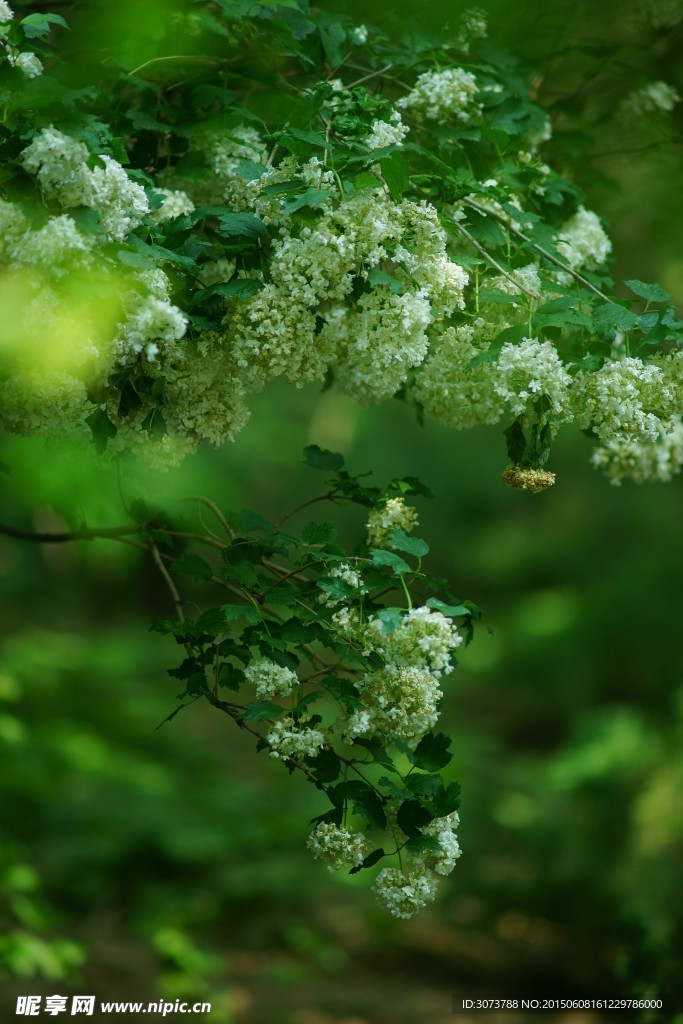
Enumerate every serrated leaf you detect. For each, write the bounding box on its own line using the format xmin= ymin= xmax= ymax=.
xmin=21 ymin=12 xmax=68 ymax=38
xmin=373 ymin=607 xmax=403 ymax=634
xmin=624 ymin=279 xmax=672 ymax=305
xmin=387 ymin=529 xmax=429 ymax=557
xmin=380 ymin=152 xmax=410 ymax=202
xmin=412 ymin=732 xmax=453 ymax=772
xmin=303 ymin=444 xmax=344 ymax=470
xmin=344 ymin=781 xmax=387 ymax=830
xmin=431 ymin=779 xmax=461 ymax=817
xmin=170 ymin=554 xmax=213 ymax=583
xmin=425 ymin=597 xmax=470 ymax=617
xmin=396 ymin=799 xmax=434 ymax=837
xmin=282 ymin=188 xmax=333 ymax=213
xmin=593 ymin=303 xmax=639 ymax=334
xmin=217 ymin=212 xmax=268 ymax=237
xmin=370 ymin=549 xmax=412 ymax=575
xmin=307 ymin=747 xmax=341 ymax=783
xmin=301 ymin=521 xmax=337 ymax=545
xmin=504 ymin=419 xmax=526 ymax=465
xmin=240 ymin=701 xmax=283 ymax=722
xmin=220 ymin=604 xmax=261 ymax=624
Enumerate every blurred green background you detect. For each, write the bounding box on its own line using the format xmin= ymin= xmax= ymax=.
xmin=2 ymin=1 xmax=683 ymax=1022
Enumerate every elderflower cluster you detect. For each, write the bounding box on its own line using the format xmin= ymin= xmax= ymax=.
xmin=374 ymin=607 xmax=462 ymax=678
xmin=244 ymin=657 xmax=298 ymax=699
xmin=7 ymin=51 xmax=43 ymax=78
xmin=413 ymin=321 xmax=507 ymax=430
xmin=151 ymin=189 xmax=195 ymax=224
xmin=397 ymin=68 xmax=480 ymax=123
xmin=556 ymin=206 xmax=612 ymax=275
xmin=366 ymin=497 xmax=419 ymax=549
xmin=267 ymin=717 xmax=325 ymax=761
xmin=373 ymin=863 xmax=437 ymax=918
xmin=493 ymin=338 xmax=573 ymax=418
xmin=574 ymin=357 xmax=677 ymax=444
xmin=591 ymin=422 xmax=683 ymax=485
xmin=21 ymin=127 xmax=149 ymax=241
xmin=347 ymin=665 xmax=442 ymax=744
xmin=307 ymin=823 xmax=367 ymax=871
xmin=424 ymin=811 xmax=462 ymax=875
xmin=363 ymin=115 xmax=409 ymax=150
xmin=619 ymin=81 xmax=681 ymax=123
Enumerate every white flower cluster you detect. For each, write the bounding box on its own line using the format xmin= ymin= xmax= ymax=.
xmin=7 ymin=51 xmax=43 ymax=78
xmin=375 ymin=606 xmax=462 ymax=678
xmin=591 ymin=422 xmax=683 ymax=485
xmin=397 ymin=68 xmax=480 ymax=123
xmin=366 ymin=497 xmax=419 ymax=549
xmin=307 ymin=822 xmax=367 ymax=871
xmin=21 ymin=127 xmax=149 ymax=241
xmin=346 ymin=665 xmax=442 ymax=744
xmin=424 ymin=811 xmax=462 ymax=875
xmin=244 ymin=657 xmax=298 ymax=699
xmin=0 ymin=0 xmax=13 ymax=21
xmin=363 ymin=115 xmax=409 ymax=150
xmin=619 ymin=81 xmax=681 ymax=123
xmin=574 ymin=357 xmax=677 ymax=444
xmin=556 ymin=206 xmax=612 ymax=274
xmin=494 ymin=338 xmax=572 ymax=418
xmin=414 ymin=321 xmax=507 ymax=431
xmin=267 ymin=716 xmax=325 ymax=761
xmin=455 ymin=8 xmax=488 ymax=52
xmin=373 ymin=863 xmax=437 ymax=918
xmin=151 ymin=189 xmax=195 ymax=224
xmin=350 ymin=24 xmax=368 ymax=45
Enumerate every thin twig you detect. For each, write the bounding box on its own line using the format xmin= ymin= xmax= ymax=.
xmin=453 ymin=221 xmax=540 ymax=299
xmin=346 ymin=62 xmax=394 ymax=89
xmin=276 ymin=492 xmax=335 ymax=527
xmin=0 ymin=522 xmax=145 ymax=544
xmin=462 ymin=197 xmax=616 ymax=305
xmin=212 ymin=700 xmax=321 ymax=784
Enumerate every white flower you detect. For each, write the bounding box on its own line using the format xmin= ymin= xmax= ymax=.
xmin=307 ymin=823 xmax=367 ymax=871
xmin=556 ymin=207 xmax=612 ymax=274
xmin=348 ymin=666 xmax=442 ymax=744
xmin=363 ymin=117 xmax=409 ymax=150
xmin=424 ymin=811 xmax=462 ymax=875
xmin=493 ymin=338 xmax=573 ymax=419
xmin=397 ymin=68 xmax=479 ymax=123
xmin=151 ymin=188 xmax=195 ymax=224
xmin=0 ymin=1 xmax=14 ymax=23
xmin=267 ymin=716 xmax=325 ymax=761
xmin=574 ymin=357 xmax=677 ymax=445
xmin=373 ymin=864 xmax=437 ymax=918
xmin=366 ymin=497 xmax=418 ymax=549
xmin=351 ymin=24 xmax=368 ymax=44
xmin=244 ymin=657 xmax=298 ymax=699
xmin=8 ymin=51 xmax=43 ymax=78
xmin=377 ymin=606 xmax=462 ymax=678
xmin=591 ymin=421 xmax=683 ymax=485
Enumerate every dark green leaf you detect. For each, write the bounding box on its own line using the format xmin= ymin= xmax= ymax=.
xmin=397 ymin=799 xmax=434 ymax=836
xmin=370 ymin=549 xmax=412 ymax=575
xmin=303 ymin=445 xmax=344 ymax=470
xmin=170 ymin=554 xmax=213 ymax=583
xmin=301 ymin=521 xmax=337 ymax=545
xmin=240 ymin=701 xmax=283 ymax=722
xmin=412 ymin=732 xmax=453 ymax=772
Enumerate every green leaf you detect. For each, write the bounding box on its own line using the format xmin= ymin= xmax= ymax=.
xmin=425 ymin=597 xmax=470 ymax=617
xmin=170 ymin=554 xmax=213 ymax=583
xmin=468 ymin=324 xmax=526 ymax=369
xmin=301 ymin=521 xmax=337 ymax=545
xmin=431 ymin=779 xmax=461 ymax=817
xmin=282 ymin=188 xmax=333 ymax=213
xmin=380 ymin=152 xmax=410 ymax=202
xmin=387 ymin=529 xmax=429 ymax=557
xmin=370 ymin=549 xmax=412 ymax=575
xmin=592 ymin=303 xmax=639 ymax=334
xmin=396 ymin=799 xmax=434 ymax=837
xmin=344 ymin=781 xmax=387 ymax=830
xmin=308 ymin=748 xmax=341 ymax=783
xmin=85 ymin=408 xmax=117 ymax=454
xmin=349 ymin=847 xmax=385 ymax=874
xmin=412 ymin=732 xmax=453 ymax=772
xmin=21 ymin=12 xmax=68 ymax=38
xmin=624 ymin=279 xmax=672 ymax=305
xmin=504 ymin=419 xmax=526 ymax=465
xmin=240 ymin=701 xmax=283 ymax=722
xmin=367 ymin=268 xmax=403 ymax=294
xmin=220 ymin=604 xmax=261 ymax=625
xmin=405 ymin=834 xmax=443 ymax=854
xmin=303 ymin=445 xmax=344 ymax=470
xmin=217 ymin=212 xmax=269 ymax=237
xmin=372 ymin=607 xmax=402 ymax=634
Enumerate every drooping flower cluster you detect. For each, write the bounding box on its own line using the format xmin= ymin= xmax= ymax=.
xmin=307 ymin=823 xmax=367 ymax=871
xmin=591 ymin=422 xmax=683 ymax=485
xmin=244 ymin=657 xmax=298 ymax=699
xmin=493 ymin=338 xmax=573 ymax=419
xmin=366 ymin=497 xmax=419 ymax=549
xmin=424 ymin=811 xmax=462 ymax=875
xmin=266 ymin=716 xmax=325 ymax=761
xmin=397 ymin=68 xmax=480 ymax=123
xmin=573 ymin=357 xmax=677 ymax=445
xmin=373 ymin=863 xmax=438 ymax=918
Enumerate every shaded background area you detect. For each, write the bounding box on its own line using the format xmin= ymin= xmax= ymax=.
xmin=2 ymin=0 xmax=683 ymax=1021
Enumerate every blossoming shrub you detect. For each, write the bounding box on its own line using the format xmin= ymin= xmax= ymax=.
xmin=151 ymin=447 xmax=478 ymax=918
xmin=0 ymin=0 xmax=682 ymax=485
